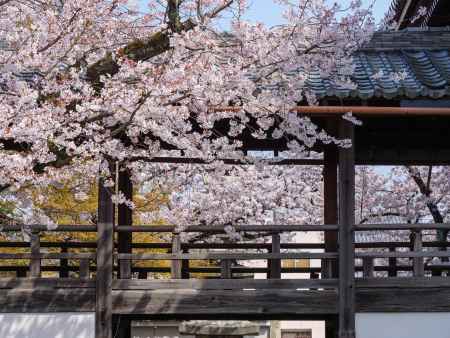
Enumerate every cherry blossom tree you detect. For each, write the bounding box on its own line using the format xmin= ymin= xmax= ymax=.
xmin=136 ymin=161 xmax=323 ymax=241
xmin=356 ymin=165 xmax=450 ymax=245
xmin=0 ymin=0 xmax=375 ymax=195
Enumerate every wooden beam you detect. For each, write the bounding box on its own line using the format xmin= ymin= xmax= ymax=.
xmin=96 ymin=179 xmax=114 ymax=338
xmin=112 ymin=278 xmax=339 ymax=290
xmin=112 ymin=289 xmax=338 ymax=316
xmin=338 ymin=120 xmax=356 ymax=338
xmin=116 ymin=224 xmax=338 ymax=233
xmin=117 ymin=252 xmax=338 ymax=260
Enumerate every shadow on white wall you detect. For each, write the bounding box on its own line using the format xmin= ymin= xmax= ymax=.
xmin=0 ymin=313 xmax=95 ymax=338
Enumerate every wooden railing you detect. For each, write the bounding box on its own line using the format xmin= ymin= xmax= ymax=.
xmin=1 ymin=223 xmax=449 ymax=283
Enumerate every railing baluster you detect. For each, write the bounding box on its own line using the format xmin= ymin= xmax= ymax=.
xmin=60 ymin=246 xmax=69 ymax=278
xmin=181 ymin=248 xmax=190 ymax=279
xmin=362 ymin=257 xmax=374 ymax=278
xmin=412 ymin=230 xmax=424 ymax=277
xmin=30 ymin=230 xmax=41 ymax=278
xmin=388 ymin=247 xmax=397 ymax=277
xmin=270 ymin=233 xmax=281 ymax=279
xmin=79 ymin=258 xmax=90 ymax=278
xmin=171 ymin=233 xmax=182 ymax=279
xmin=221 ymin=259 xmax=232 ymax=279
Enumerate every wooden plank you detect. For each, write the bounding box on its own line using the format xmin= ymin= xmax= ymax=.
xmin=118 ymin=170 xmax=133 ymax=280
xmin=355 ymin=223 xmax=450 ymax=231
xmin=111 ymin=289 xmax=338 ymax=315
xmin=30 ymin=231 xmax=41 ymax=278
xmin=4 ymin=285 xmax=450 ymax=314
xmin=0 ymin=253 xmax=96 ymax=259
xmin=270 ymin=233 xmax=281 ymax=279
xmin=116 ymin=252 xmax=338 ymax=260
xmin=338 ymin=120 xmax=356 ymax=338
xmin=356 ymin=288 xmax=450 ymax=312
xmin=356 ymin=277 xmax=450 ymax=288
xmin=171 ymin=234 xmax=182 ymax=279
xmin=1 ymin=224 xmax=97 ymax=232
xmin=112 ymin=278 xmax=339 ymax=290
xmin=96 ymin=179 xmax=114 ymax=338
xmin=355 ymin=251 xmax=450 ymax=258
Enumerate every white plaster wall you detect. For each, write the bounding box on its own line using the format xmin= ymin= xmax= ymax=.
xmin=0 ymin=313 xmax=95 ymax=338
xmin=356 ymin=313 xmax=450 ymax=338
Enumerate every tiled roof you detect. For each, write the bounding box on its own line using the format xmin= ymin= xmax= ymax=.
xmin=255 ymin=29 xmax=450 ymax=100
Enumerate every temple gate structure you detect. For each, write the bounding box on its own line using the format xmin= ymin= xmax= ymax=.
xmin=1 ymin=1 xmax=450 ymax=338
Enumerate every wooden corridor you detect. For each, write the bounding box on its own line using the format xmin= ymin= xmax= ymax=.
xmin=2 ymin=118 xmax=450 ymax=338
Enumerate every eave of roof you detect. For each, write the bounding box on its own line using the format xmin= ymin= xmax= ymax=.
xmin=261 ymin=29 xmax=450 ymax=100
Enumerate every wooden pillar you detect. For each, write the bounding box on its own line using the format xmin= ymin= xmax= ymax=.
xmin=171 ymin=233 xmax=182 ymax=279
xmin=338 ymin=120 xmax=356 ymax=338
xmin=30 ymin=230 xmax=41 ymax=278
xmin=96 ymin=179 xmax=114 ymax=338
xmin=116 ymin=170 xmax=133 ymax=338
xmin=118 ymin=170 xmax=133 ymax=280
xmin=323 ymin=142 xmax=339 ymax=278
xmin=270 ymin=233 xmax=281 ymax=279
xmin=324 ymin=121 xmax=339 ymax=338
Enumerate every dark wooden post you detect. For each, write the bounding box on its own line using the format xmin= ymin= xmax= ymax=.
xmin=362 ymin=258 xmax=374 ymax=278
xmin=171 ymin=233 xmax=182 ymax=279
xmin=412 ymin=231 xmax=424 ymax=277
xmin=270 ymin=233 xmax=281 ymax=279
xmin=221 ymin=259 xmax=232 ymax=279
xmin=388 ymin=247 xmax=397 ymax=277
xmin=60 ymin=246 xmax=69 ymax=278
xmin=80 ymin=258 xmax=90 ymax=278
xmin=338 ymin=120 xmax=356 ymax=338
xmin=30 ymin=230 xmax=41 ymax=278
xmin=96 ymin=178 xmax=114 ymax=338
xmin=324 ymin=120 xmax=339 ymax=338
xmin=181 ymin=248 xmax=190 ymax=279
xmin=118 ymin=170 xmax=133 ymax=280
xmin=323 ymin=142 xmax=339 ymax=279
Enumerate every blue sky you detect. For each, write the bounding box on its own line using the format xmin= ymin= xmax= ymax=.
xmin=139 ymin=0 xmax=392 ymax=27
xmin=234 ymin=0 xmax=392 ymax=27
